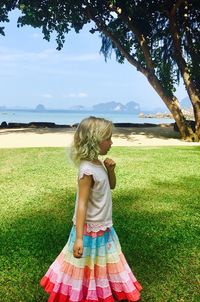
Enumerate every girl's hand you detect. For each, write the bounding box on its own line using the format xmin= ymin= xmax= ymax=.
xmin=104 ymin=158 xmax=116 ymax=172
xmin=73 ymin=239 xmax=83 ymax=258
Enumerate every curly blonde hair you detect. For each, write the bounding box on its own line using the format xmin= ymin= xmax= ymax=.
xmin=71 ymin=116 xmax=113 ymax=164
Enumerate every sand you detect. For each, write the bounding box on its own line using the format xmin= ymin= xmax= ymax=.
xmin=0 ymin=124 xmax=199 ymax=148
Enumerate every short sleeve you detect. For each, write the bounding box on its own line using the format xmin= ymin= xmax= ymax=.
xmin=78 ymin=164 xmax=97 ymax=182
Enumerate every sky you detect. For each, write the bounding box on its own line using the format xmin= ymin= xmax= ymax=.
xmin=0 ymin=10 xmax=188 ymax=111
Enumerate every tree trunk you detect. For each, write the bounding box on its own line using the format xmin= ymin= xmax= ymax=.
xmin=146 ymin=74 xmax=198 ymax=141
xmin=193 ymin=101 xmax=200 ymax=138
xmin=168 ymin=4 xmax=200 ymax=139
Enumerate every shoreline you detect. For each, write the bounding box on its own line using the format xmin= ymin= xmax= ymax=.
xmin=0 ymin=121 xmax=172 ymax=129
xmin=0 ymin=124 xmax=199 ymax=148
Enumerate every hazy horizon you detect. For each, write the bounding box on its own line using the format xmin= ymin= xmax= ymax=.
xmin=0 ymin=102 xmax=167 ymax=111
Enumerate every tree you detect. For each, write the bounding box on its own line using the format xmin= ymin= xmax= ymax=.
xmin=167 ymin=0 xmax=200 ymax=136
xmin=0 ymin=0 xmax=199 ymax=141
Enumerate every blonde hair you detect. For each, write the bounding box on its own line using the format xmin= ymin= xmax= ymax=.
xmin=71 ymin=116 xmax=113 ymax=164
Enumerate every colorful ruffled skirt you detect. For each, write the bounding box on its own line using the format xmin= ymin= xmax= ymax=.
xmin=40 ymin=225 xmax=142 ymax=302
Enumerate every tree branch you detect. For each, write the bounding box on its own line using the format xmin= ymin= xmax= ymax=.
xmin=84 ymin=5 xmax=148 ymax=76
xmin=168 ymin=1 xmax=200 ymax=105
xmin=171 ymin=0 xmax=185 ymax=15
xmin=182 ymin=0 xmax=200 ymax=71
xmin=107 ymin=3 xmax=155 ymax=72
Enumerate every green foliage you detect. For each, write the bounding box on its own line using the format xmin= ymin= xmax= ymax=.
xmin=0 ymin=146 xmax=200 ymax=301
xmin=180 ymin=0 xmax=200 ymax=92
xmin=0 ymin=1 xmax=16 ymax=35
xmin=0 ymin=1 xmax=199 ymax=98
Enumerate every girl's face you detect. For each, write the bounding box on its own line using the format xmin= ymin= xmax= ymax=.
xmin=99 ymin=135 xmax=113 ymax=155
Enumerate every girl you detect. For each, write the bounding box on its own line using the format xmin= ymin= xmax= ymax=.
xmin=40 ymin=116 xmax=142 ymax=302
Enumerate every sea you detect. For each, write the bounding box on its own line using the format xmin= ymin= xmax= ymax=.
xmin=0 ymin=109 xmax=174 ymax=125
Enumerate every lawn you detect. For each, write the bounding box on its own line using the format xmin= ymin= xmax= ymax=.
xmin=0 ymin=146 xmax=199 ymax=302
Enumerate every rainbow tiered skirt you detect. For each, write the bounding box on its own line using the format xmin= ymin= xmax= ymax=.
xmin=40 ymin=225 xmax=142 ymax=302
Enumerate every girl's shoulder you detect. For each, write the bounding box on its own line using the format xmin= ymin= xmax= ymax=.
xmin=80 ymin=160 xmax=104 ymax=169
xmin=78 ymin=160 xmax=106 ymax=178
xmin=77 ymin=160 xmax=103 ymax=182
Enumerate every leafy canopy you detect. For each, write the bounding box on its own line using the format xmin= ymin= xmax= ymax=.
xmin=0 ymin=1 xmax=199 ymax=96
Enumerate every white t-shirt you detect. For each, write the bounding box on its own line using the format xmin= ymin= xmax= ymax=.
xmin=72 ymin=160 xmax=113 ymax=232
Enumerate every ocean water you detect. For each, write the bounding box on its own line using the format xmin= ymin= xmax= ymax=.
xmin=0 ymin=109 xmax=174 ymax=125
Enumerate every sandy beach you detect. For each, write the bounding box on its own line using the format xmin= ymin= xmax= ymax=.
xmin=0 ymin=124 xmax=199 ymax=148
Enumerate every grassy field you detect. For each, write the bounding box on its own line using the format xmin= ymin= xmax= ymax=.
xmin=0 ymin=146 xmax=199 ymax=302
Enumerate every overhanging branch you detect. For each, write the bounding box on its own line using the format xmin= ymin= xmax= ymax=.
xmin=107 ymin=3 xmax=155 ymax=72
xmin=84 ymin=5 xmax=148 ymax=76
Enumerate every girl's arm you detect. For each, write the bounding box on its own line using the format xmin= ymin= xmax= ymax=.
xmin=104 ymin=158 xmax=116 ymax=189
xmin=73 ymin=174 xmax=93 ymax=258
xmin=107 ymin=169 xmax=116 ymax=189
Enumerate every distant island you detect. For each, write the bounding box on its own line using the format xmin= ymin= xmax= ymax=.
xmin=35 ymin=104 xmax=46 ymax=111
xmin=92 ymin=101 xmax=140 ymax=113
xmin=33 ymin=101 xmax=141 ymax=113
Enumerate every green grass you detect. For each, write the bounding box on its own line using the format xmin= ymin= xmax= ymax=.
xmin=0 ymin=146 xmax=199 ymax=302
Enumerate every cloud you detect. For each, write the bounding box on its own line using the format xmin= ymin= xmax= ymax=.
xmin=65 ymin=92 xmax=88 ymax=98
xmin=78 ymin=92 xmax=88 ymax=98
xmin=0 ymin=47 xmax=101 ymax=78
xmin=0 ymin=47 xmax=100 ymax=63
xmin=42 ymin=93 xmax=53 ymax=99
xmin=0 ymin=47 xmax=56 ymax=62
xmin=32 ymin=33 xmax=43 ymax=39
xmin=63 ymin=54 xmax=100 ymax=62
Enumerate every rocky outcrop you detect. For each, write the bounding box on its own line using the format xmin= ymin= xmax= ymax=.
xmin=0 ymin=122 xmax=71 ymax=128
xmin=0 ymin=121 xmax=171 ymax=129
xmin=139 ymin=112 xmax=173 ymax=119
xmin=139 ymin=108 xmax=194 ymax=120
xmin=72 ymin=122 xmax=164 ymax=128
xmin=113 ymin=122 xmax=158 ymax=128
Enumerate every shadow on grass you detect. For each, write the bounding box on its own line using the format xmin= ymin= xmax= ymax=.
xmin=112 ymin=125 xmax=182 ymax=141
xmin=112 ymin=175 xmax=199 ymax=301
xmin=1 ymin=189 xmax=74 ymax=302
xmin=1 ymin=176 xmax=199 ymax=301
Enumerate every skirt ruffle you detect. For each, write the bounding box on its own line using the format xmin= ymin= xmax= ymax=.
xmin=40 ymin=225 xmax=142 ymax=302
